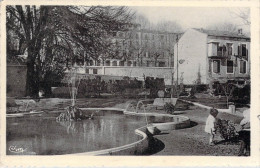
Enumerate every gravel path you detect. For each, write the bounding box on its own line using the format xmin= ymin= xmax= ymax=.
xmin=152 ymin=105 xmax=244 ymax=156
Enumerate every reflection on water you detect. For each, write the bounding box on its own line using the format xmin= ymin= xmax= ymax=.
xmin=6 ymin=111 xmax=147 ymax=155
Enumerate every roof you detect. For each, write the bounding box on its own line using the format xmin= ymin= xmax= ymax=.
xmin=193 ymin=28 xmax=250 ymax=39
xmin=138 ymin=29 xmax=183 ymax=35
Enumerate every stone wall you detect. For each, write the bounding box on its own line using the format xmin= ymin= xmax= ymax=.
xmin=7 ymin=65 xmax=27 ymax=97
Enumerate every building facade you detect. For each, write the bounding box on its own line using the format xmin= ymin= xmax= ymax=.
xmin=86 ymin=25 xmax=181 ymax=68
xmin=174 ymin=28 xmax=250 ymax=86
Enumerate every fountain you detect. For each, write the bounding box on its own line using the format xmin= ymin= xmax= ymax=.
xmin=56 ymin=68 xmax=89 ymax=121
xmin=6 ymin=68 xmax=191 ymax=155
xmin=124 ymin=99 xmax=191 ymax=135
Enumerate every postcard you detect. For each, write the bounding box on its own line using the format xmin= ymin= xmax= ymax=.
xmin=1 ymin=0 xmax=259 ymax=167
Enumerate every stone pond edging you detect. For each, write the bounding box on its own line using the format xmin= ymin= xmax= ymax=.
xmin=6 ymin=106 xmax=190 ymax=155
xmin=180 ymin=99 xmax=232 ymax=113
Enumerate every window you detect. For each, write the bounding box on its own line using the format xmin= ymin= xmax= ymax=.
xmin=240 ymin=60 xmax=247 ymax=74
xmin=147 ymin=61 xmax=150 ymax=67
xmin=85 ymin=68 xmax=89 ymax=74
xmin=210 ymin=42 xmax=219 ymax=56
xmin=227 ymin=43 xmax=233 ymax=55
xmin=242 ymin=44 xmax=247 ymax=56
xmin=105 ymin=60 xmax=110 ymax=66
xmin=238 ymin=44 xmax=247 ymax=56
xmin=89 ymin=60 xmax=94 ymax=66
xmin=112 ymin=61 xmax=117 ymax=66
xmin=171 ymin=61 xmax=174 ymax=67
xmin=119 ymin=61 xmax=124 ymax=66
xmin=217 ymin=44 xmax=226 ymax=56
xmin=93 ymin=69 xmax=98 ymax=74
xmin=227 ymin=60 xmax=234 ymax=73
xmin=96 ymin=60 xmax=101 ymax=66
xmin=159 ymin=62 xmax=165 ymax=67
xmin=212 ymin=60 xmax=220 ymax=73
xmin=127 ymin=61 xmax=132 ymax=66
xmin=160 ymin=35 xmax=164 ymax=40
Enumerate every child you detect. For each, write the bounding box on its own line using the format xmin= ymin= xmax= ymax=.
xmin=205 ymin=108 xmax=219 ymax=145
xmin=238 ymin=108 xmax=250 ymax=156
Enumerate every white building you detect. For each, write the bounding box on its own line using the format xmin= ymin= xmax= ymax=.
xmin=174 ymin=28 xmax=250 ymax=86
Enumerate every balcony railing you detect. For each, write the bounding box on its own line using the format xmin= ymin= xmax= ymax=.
xmin=217 ymin=51 xmax=223 ymax=57
xmin=209 ymin=51 xmax=230 ymax=57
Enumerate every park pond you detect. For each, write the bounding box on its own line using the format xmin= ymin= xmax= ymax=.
xmin=7 ymin=110 xmax=150 ymax=155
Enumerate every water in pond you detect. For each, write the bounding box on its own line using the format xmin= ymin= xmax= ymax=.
xmin=6 ymin=111 xmax=148 ymax=155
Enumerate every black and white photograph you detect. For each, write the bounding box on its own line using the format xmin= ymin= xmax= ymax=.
xmin=1 ymin=0 xmax=260 ymax=167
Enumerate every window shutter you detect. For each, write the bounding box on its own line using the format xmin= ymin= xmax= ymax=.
xmin=217 ymin=62 xmax=220 ymax=73
xmin=209 ymin=60 xmax=212 ymax=72
xmin=246 ymin=49 xmax=248 ymax=61
xmin=244 ymin=61 xmax=247 ymax=73
xmin=227 ymin=60 xmax=234 ymax=73
xmin=213 ymin=61 xmax=217 ymax=73
xmin=213 ymin=60 xmax=220 ymax=73
xmin=240 ymin=61 xmax=247 ymax=74
xmin=238 ymin=45 xmax=241 ymax=56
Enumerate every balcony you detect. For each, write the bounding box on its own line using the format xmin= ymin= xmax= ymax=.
xmin=217 ymin=51 xmax=223 ymax=57
xmin=208 ymin=51 xmax=228 ymax=59
xmin=208 ymin=43 xmax=233 ymax=58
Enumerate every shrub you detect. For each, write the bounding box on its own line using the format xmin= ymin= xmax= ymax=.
xmin=52 ymin=87 xmax=71 ymax=98
xmin=215 ymin=119 xmax=238 ymax=142
xmin=164 ymin=102 xmax=175 ymax=114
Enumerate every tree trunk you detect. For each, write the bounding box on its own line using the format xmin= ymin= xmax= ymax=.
xmin=26 ymin=46 xmax=39 ymax=98
xmin=26 ymin=61 xmax=39 ymax=98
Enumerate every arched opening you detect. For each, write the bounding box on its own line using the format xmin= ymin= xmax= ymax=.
xmin=127 ymin=61 xmax=132 ymax=66
xmin=119 ymin=61 xmax=125 ymax=66
xmin=105 ymin=60 xmax=110 ymax=66
xmin=112 ymin=61 xmax=117 ymax=66
xmin=96 ymin=60 xmax=101 ymax=66
xmin=89 ymin=60 xmax=94 ymax=66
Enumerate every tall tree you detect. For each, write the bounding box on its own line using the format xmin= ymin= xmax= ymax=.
xmin=206 ymin=22 xmax=238 ymax=33
xmin=6 ymin=5 xmax=134 ymax=97
xmin=133 ymin=13 xmax=150 ymax=29
xmin=230 ymin=8 xmax=250 ymax=26
xmin=154 ymin=20 xmax=183 ymax=32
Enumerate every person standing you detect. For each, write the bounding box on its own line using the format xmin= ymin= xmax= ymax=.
xmin=205 ymin=108 xmax=219 ymax=145
xmin=238 ymin=108 xmax=250 ymax=156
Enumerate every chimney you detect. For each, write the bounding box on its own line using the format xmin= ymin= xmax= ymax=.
xmin=238 ymin=29 xmax=243 ymax=35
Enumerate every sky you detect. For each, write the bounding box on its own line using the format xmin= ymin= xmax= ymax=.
xmin=130 ymin=7 xmax=250 ymax=32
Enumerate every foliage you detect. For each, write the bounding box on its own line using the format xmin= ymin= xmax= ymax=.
xmin=6 ymin=5 xmax=134 ymax=97
xmin=56 ymin=106 xmax=87 ymax=122
xmin=206 ymin=22 xmax=239 ymax=33
xmin=215 ymin=119 xmax=238 ymax=141
xmin=230 ymin=8 xmax=250 ymax=26
xmin=164 ymin=102 xmax=175 ymax=114
xmin=230 ymin=83 xmax=250 ymax=106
